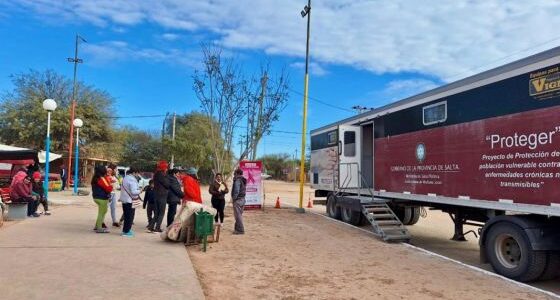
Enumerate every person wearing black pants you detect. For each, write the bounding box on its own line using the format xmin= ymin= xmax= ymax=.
xmin=143 ymin=180 xmax=155 ymax=226
xmin=166 ymin=169 xmax=184 ymax=227
xmin=148 ymin=161 xmax=169 ymax=233
xmin=122 ymin=202 xmax=135 ymax=234
xmin=119 ymin=167 xmax=142 ymax=237
xmin=209 ymin=173 xmax=228 ymax=224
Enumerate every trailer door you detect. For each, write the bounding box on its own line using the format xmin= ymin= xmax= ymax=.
xmin=338 ymin=125 xmax=361 ymax=189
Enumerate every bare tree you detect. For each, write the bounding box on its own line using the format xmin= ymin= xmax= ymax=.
xmin=193 ymin=45 xmax=246 ymax=174
xmin=193 ymin=45 xmax=290 ymax=175
xmin=243 ymin=65 xmax=290 ymax=160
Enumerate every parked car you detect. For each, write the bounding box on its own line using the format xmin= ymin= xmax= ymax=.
xmin=138 ymin=172 xmax=153 ymax=190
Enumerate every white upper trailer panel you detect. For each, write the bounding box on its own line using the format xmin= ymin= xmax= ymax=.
xmin=311 ymin=46 xmax=560 ymax=135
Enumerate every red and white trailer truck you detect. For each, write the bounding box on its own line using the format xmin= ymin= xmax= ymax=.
xmin=310 ymin=47 xmax=560 ymax=282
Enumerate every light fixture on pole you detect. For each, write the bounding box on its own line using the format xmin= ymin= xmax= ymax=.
xmin=297 ymin=0 xmax=311 ymax=213
xmin=42 ymin=98 xmax=57 ymax=200
xmin=72 ymin=118 xmax=83 ymax=195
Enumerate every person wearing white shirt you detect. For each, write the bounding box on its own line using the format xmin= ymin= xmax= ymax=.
xmin=119 ymin=166 xmax=142 ymax=237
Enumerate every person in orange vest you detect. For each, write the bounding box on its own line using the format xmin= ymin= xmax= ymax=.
xmin=181 ymin=167 xmax=202 ymax=205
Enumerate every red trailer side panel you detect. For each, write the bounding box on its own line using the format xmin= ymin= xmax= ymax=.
xmin=374 ymin=106 xmax=560 ymax=206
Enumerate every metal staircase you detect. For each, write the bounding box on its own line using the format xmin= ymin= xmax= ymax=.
xmin=362 ymin=201 xmax=410 ymax=242
xmin=338 ymin=162 xmax=410 ymax=243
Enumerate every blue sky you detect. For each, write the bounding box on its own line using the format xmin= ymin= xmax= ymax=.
xmin=2 ymin=1 xmax=560 ymax=157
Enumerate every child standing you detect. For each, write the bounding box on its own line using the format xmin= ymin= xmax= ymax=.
xmin=143 ymin=180 xmax=155 ymax=230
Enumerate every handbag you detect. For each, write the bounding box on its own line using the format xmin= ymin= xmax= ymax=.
xmin=122 ymin=183 xmax=143 ymax=209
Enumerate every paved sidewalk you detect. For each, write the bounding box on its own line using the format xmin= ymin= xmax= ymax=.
xmin=0 ymin=199 xmax=205 ymax=300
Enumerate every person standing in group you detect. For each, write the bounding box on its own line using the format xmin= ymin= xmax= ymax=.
xmin=209 ymin=173 xmax=228 ymax=225
xmin=91 ymin=165 xmax=112 ymax=233
xmin=119 ymin=166 xmax=142 ymax=237
xmin=31 ymin=171 xmax=50 ymax=215
xmin=167 ymin=168 xmax=184 ymax=227
xmin=106 ymin=164 xmax=120 ymax=228
xmin=181 ymin=167 xmax=201 ymax=204
xmin=149 ymin=161 xmax=169 ymax=233
xmin=60 ymin=167 xmax=67 ymax=191
xmin=231 ymin=168 xmax=247 ymax=234
xmin=143 ymin=179 xmax=155 ymax=227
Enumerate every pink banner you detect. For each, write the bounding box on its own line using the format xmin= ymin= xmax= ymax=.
xmin=239 ymin=161 xmax=263 ymax=209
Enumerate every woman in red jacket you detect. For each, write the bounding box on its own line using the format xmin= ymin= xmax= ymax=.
xmin=91 ymin=165 xmax=113 ymax=233
xmin=182 ymin=168 xmax=202 ymax=204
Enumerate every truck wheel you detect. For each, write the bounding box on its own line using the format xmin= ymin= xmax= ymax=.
xmin=485 ymin=222 xmax=547 ymax=282
xmin=399 ymin=207 xmax=413 ymax=224
xmin=539 ymin=251 xmax=560 ymax=281
xmin=327 ymin=194 xmax=341 ymax=220
xmin=407 ymin=207 xmax=421 ymax=226
xmin=341 ymin=207 xmax=362 ymax=225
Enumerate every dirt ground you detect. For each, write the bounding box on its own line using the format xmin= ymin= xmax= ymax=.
xmin=188 ymin=181 xmax=558 ymax=300
xmin=262 ymin=180 xmax=560 ymax=294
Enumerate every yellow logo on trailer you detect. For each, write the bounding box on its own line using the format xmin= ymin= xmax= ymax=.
xmin=529 ymin=66 xmax=560 ymax=98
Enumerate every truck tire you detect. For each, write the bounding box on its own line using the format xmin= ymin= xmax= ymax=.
xmin=394 ymin=206 xmax=411 ymax=224
xmin=539 ymin=251 xmax=560 ymax=281
xmin=485 ymin=222 xmax=547 ymax=282
xmin=341 ymin=207 xmax=362 ymax=225
xmin=407 ymin=207 xmax=421 ymax=226
xmin=327 ymin=194 xmax=341 ymax=220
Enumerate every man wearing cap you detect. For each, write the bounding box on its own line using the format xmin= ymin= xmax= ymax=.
xmin=181 ymin=167 xmax=202 ymax=204
xmin=149 ymin=161 xmax=169 ymax=233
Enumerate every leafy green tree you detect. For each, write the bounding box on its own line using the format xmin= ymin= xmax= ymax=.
xmin=0 ymin=70 xmax=114 ymax=154
xmin=260 ymin=153 xmax=292 ymax=180
xmin=116 ymin=127 xmax=163 ymax=171
xmin=166 ymin=112 xmax=231 ymax=182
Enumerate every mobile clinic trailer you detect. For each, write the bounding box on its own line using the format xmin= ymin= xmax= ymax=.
xmin=310 ymin=47 xmax=560 ymax=282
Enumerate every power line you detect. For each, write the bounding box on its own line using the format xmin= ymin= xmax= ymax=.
xmin=101 ymin=114 xmax=167 ymax=119
xmin=268 ymin=77 xmax=354 ymax=113
xmin=286 ymin=87 xmax=354 ymax=113
xmin=234 ymin=124 xmax=306 ymax=135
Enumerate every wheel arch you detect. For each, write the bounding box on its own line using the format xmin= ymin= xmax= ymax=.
xmin=480 ymin=215 xmax=560 ymax=263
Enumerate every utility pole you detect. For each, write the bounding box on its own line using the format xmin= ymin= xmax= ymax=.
xmin=297 ymin=0 xmax=311 ymax=213
xmin=293 ymin=149 xmax=298 ymax=182
xmin=161 ymin=112 xmax=170 ymax=154
xmin=66 ymin=34 xmax=86 ymax=187
xmin=238 ymin=135 xmax=245 ymax=158
xmin=252 ymin=72 xmax=268 ymax=160
xmin=170 ymin=112 xmax=176 ymax=168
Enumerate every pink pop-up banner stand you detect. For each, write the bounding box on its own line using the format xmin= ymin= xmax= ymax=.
xmin=239 ymin=161 xmax=263 ymax=210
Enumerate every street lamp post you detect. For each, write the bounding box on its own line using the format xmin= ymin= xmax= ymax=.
xmin=72 ymin=118 xmax=83 ymax=195
xmin=42 ymin=99 xmax=57 ymax=200
xmin=297 ymin=0 xmax=311 ymax=213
